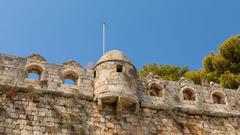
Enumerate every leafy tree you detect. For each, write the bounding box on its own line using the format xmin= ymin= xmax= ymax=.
xmin=138 ymin=64 xmax=159 ymax=77
xmin=204 ymin=72 xmax=219 ymax=83
xmin=138 ymin=64 xmax=189 ymax=81
xmin=195 ymin=34 xmax=240 ymax=89
xmin=138 ymin=34 xmax=240 ymax=89
xmin=229 ymin=63 xmax=240 ymax=74
xmin=184 ymin=70 xmax=203 ymax=85
xmin=203 ymin=53 xmax=215 ymax=73
xmin=211 ymin=54 xmax=230 ymax=74
xmin=219 ymin=35 xmax=240 ymax=64
xmin=219 ymin=71 xmax=240 ymax=89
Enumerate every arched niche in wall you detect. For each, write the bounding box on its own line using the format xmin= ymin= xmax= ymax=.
xmin=211 ymin=90 xmax=227 ymax=105
xmin=147 ymin=83 xmax=164 ymax=97
xmin=61 ymin=70 xmax=79 ymax=85
xmin=25 ymin=63 xmax=45 ymax=81
xmin=180 ymin=86 xmax=197 ymax=101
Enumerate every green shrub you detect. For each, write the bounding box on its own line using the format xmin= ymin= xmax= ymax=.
xmin=184 ymin=70 xmax=203 ymax=85
xmin=219 ymin=71 xmax=240 ymax=89
xmin=138 ymin=64 xmax=189 ymax=81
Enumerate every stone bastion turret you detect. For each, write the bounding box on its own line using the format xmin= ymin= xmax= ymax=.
xmin=93 ymin=50 xmax=138 ymax=115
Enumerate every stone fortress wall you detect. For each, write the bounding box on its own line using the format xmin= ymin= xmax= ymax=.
xmin=0 ymin=51 xmax=240 ymax=135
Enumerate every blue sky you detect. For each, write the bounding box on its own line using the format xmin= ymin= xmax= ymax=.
xmin=0 ymin=0 xmax=239 ymax=70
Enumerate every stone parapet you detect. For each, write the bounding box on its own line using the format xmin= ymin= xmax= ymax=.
xmin=1 ymin=52 xmax=240 ymax=134
xmin=0 ymin=53 xmax=94 ymax=101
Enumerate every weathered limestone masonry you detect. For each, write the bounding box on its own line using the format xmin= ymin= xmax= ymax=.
xmin=0 ymin=50 xmax=240 ymax=135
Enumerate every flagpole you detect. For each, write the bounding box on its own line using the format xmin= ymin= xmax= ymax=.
xmin=103 ymin=23 xmax=106 ymax=55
